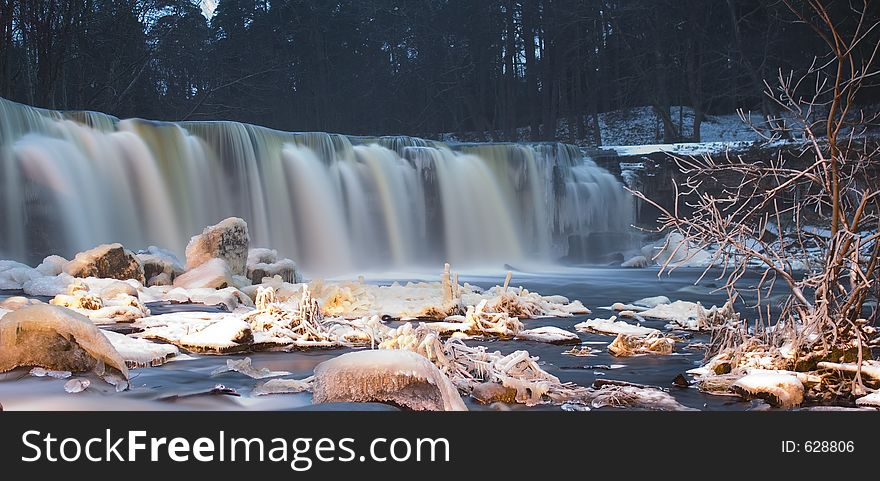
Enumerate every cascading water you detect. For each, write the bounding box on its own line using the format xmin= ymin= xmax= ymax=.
xmin=0 ymin=97 xmax=636 ymax=274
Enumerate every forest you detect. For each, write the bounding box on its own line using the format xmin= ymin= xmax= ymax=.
xmin=1 ymin=0 xmax=877 ymax=143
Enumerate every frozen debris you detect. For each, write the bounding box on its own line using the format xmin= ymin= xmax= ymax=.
xmin=29 ymin=367 xmax=72 ymax=379
xmin=731 ymin=370 xmax=804 ymax=408
xmin=380 ymin=323 xmax=588 ymax=406
xmin=574 ymin=316 xmax=660 ymax=337
xmin=136 ymin=246 xmax=184 ymax=285
xmin=515 ymin=326 xmax=580 ymax=345
xmin=64 ymin=378 xmax=90 ymax=394
xmin=855 ymin=391 xmax=880 ymax=408
xmin=23 ymin=273 xmax=75 ymax=296
xmin=641 ymin=232 xmax=713 ymax=267
xmin=173 ymin=258 xmax=233 ymax=289
xmin=211 ymin=357 xmax=291 ymax=379
xmin=253 ymin=377 xmax=314 ymax=396
xmin=247 ymin=248 xmax=300 ymax=284
xmin=312 ymin=349 xmax=468 ymax=411
xmin=0 ymin=305 xmax=129 ymax=380
xmin=63 ymin=243 xmax=145 ymax=283
xmin=35 ymin=255 xmax=68 ymax=276
xmin=134 ymin=312 xmax=254 ymax=354
xmin=587 ymin=383 xmax=697 ymax=411
xmin=185 ymin=217 xmax=249 ymax=276
xmin=607 ymin=333 xmax=675 ymax=357
xmin=817 ymin=360 xmax=880 ymax=382
xmin=562 ymin=346 xmax=597 ymax=357
xmin=636 ymin=300 xmax=737 ymax=331
xmin=0 ymin=296 xmax=44 ymax=311
xmin=462 ymin=299 xmax=522 ymax=337
xmin=102 ymin=330 xmax=179 ymax=368
xmin=241 ymin=285 xmax=348 ymax=347
xmin=471 ymin=382 xmax=518 ymax=404
xmin=620 ymin=255 xmax=649 ymax=268
xmin=50 ymin=281 xmax=149 ymax=324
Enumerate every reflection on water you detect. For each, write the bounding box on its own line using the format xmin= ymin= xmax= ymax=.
xmin=0 ymin=268 xmax=789 ymax=411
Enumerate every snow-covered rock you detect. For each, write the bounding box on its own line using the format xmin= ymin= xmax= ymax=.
xmin=137 ymin=246 xmax=184 ymax=283
xmin=22 ymin=273 xmax=75 ymax=296
xmin=63 ymin=243 xmax=145 ymax=283
xmin=185 ymin=217 xmax=249 ymax=276
xmin=588 ymin=384 xmax=697 ymax=411
xmin=515 ymin=326 xmax=580 ymax=344
xmin=173 ymin=258 xmax=232 ymax=289
xmin=135 ymin=312 xmax=253 ymax=354
xmin=35 ymin=255 xmax=68 ymax=276
xmin=0 ymin=296 xmax=43 ymax=311
xmin=641 ymin=232 xmax=713 ymax=267
xmin=731 ymin=370 xmax=804 ymax=408
xmin=855 ymin=391 xmax=880 ymax=408
xmin=0 ymin=305 xmax=129 ymax=379
xmin=248 ymin=258 xmax=299 ymax=285
xmin=0 ymin=263 xmax=43 ymax=290
xmin=635 ymin=300 xmax=736 ymax=331
xmin=574 ymin=316 xmax=660 ymax=337
xmin=103 ymin=330 xmax=179 ymax=368
xmin=312 ymin=349 xmax=467 ymax=411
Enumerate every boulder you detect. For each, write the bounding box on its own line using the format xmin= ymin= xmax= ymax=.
xmin=0 ymin=304 xmax=129 ymax=379
xmin=173 ymin=258 xmax=232 ymax=289
xmin=137 ymin=246 xmax=184 ymax=282
xmin=63 ymin=244 xmax=145 ymax=283
xmin=247 ymin=258 xmax=300 ymax=284
xmin=36 ymin=255 xmax=68 ymax=276
xmin=313 ymin=350 xmax=467 ymax=411
xmin=185 ymin=218 xmax=249 ymax=276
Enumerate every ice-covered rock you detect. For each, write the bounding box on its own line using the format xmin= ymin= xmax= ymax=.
xmin=636 ymin=300 xmax=736 ymax=331
xmin=176 ymin=317 xmax=253 ymax=353
xmin=641 ymin=232 xmax=713 ymax=267
xmin=173 ymin=258 xmax=232 ymax=289
xmin=36 ymin=255 xmax=68 ymax=276
xmin=29 ymin=367 xmax=71 ymax=379
xmin=23 ymin=273 xmax=75 ymax=296
xmin=0 ymin=262 xmax=43 ymax=290
xmin=633 ymin=296 xmax=671 ymax=308
xmin=185 ymin=217 xmax=249 ymax=276
xmin=102 ymin=330 xmax=179 ymax=368
xmin=731 ymin=370 xmax=804 ymax=408
xmin=0 ymin=296 xmax=43 ymax=311
xmin=248 ymin=258 xmax=300 ymax=285
xmin=50 ymin=281 xmax=149 ymax=324
xmin=0 ymin=305 xmax=129 ymax=379
xmin=312 ymin=349 xmax=467 ymax=411
xmin=147 ymin=272 xmax=173 ymax=287
xmin=607 ymin=333 xmax=675 ymax=356
xmin=574 ymin=316 xmax=660 ymax=337
xmin=188 ymin=286 xmax=255 ymax=310
xmin=515 ymin=326 xmax=580 ymax=344
xmin=63 ymin=244 xmax=145 ymax=283
xmin=135 ymin=312 xmax=254 ymax=354
xmin=137 ymin=246 xmax=184 ymax=282
xmin=855 ymin=391 xmax=880 ymax=408
xmin=621 ymin=255 xmax=649 ymax=268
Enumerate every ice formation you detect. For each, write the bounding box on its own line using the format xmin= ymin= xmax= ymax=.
xmin=134 ymin=312 xmax=255 ymax=353
xmin=29 ymin=367 xmax=72 ymax=379
xmin=586 ymin=383 xmax=697 ymax=411
xmin=253 ymin=377 xmax=314 ymax=396
xmin=102 ymin=330 xmax=180 ymax=368
xmin=515 ymin=326 xmax=580 ymax=344
xmin=625 ymin=299 xmax=738 ymax=331
xmin=64 ymin=378 xmax=90 ymax=393
xmin=607 ymin=333 xmax=675 ymax=357
xmin=312 ymin=349 xmax=468 ymax=411
xmin=246 ymin=248 xmax=299 ymax=284
xmin=50 ymin=280 xmax=149 ymax=324
xmin=817 ymin=360 xmax=880 ymax=382
xmin=731 ymin=370 xmax=804 ymax=408
xmin=185 ymin=217 xmax=249 ymax=276
xmin=63 ymin=243 xmax=145 ymax=283
xmin=0 ymin=305 xmax=130 ymax=380
xmin=173 ymin=258 xmax=233 ymax=289
xmin=574 ymin=316 xmax=660 ymax=337
xmin=211 ymin=357 xmax=291 ymax=379
xmin=855 ymin=391 xmax=880 ymax=408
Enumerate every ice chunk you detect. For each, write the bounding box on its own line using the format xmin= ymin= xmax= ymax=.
xmin=63 ymin=243 xmax=145 ymax=283
xmin=64 ymin=378 xmax=90 ymax=393
xmin=731 ymin=370 xmax=804 ymax=408
xmin=253 ymin=378 xmax=314 ymax=396
xmin=173 ymin=258 xmax=232 ymax=289
xmin=574 ymin=316 xmax=660 ymax=337
xmin=855 ymin=391 xmax=880 ymax=408
xmin=313 ymin=349 xmax=467 ymax=411
xmin=102 ymin=330 xmax=179 ymax=368
xmin=0 ymin=305 xmax=129 ymax=380
xmin=515 ymin=326 xmax=580 ymax=345
xmin=211 ymin=357 xmax=290 ymax=379
xmin=185 ymin=217 xmax=249 ymax=276
xmin=29 ymin=367 xmax=71 ymax=379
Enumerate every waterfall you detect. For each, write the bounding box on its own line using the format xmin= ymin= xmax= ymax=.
xmin=0 ymin=97 xmax=636 ymax=274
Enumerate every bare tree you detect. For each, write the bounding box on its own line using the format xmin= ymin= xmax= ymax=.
xmin=631 ymin=0 xmax=880 ymax=402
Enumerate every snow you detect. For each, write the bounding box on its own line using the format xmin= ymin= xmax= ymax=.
xmin=312 ymin=349 xmax=468 ymax=411
xmin=102 ymin=330 xmax=179 ymax=368
xmin=0 ymin=304 xmax=129 ymax=379
xmin=173 ymin=258 xmax=232 ymax=289
xmin=574 ymin=316 xmax=659 ymax=337
xmin=23 ymin=274 xmax=75 ymax=296
xmin=49 ymin=280 xmax=150 ymax=324
xmin=35 ymin=255 xmax=68 ymax=276
xmin=732 ymin=370 xmax=804 ymax=408
xmin=0 ymin=265 xmax=43 ymax=290
xmin=515 ymin=326 xmax=580 ymax=344
xmin=855 ymin=392 xmax=880 ymax=408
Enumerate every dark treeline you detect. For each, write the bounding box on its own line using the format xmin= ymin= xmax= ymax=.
xmin=0 ymin=0 xmax=876 ymax=142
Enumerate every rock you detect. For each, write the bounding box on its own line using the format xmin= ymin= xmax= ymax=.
xmin=147 ymin=272 xmax=172 ymax=287
xmin=621 ymin=255 xmax=649 ymax=268
xmin=247 ymin=258 xmax=299 ymax=285
xmin=515 ymin=326 xmax=580 ymax=344
xmin=641 ymin=232 xmax=712 ymax=267
xmin=63 ymin=244 xmax=145 ymax=283
xmin=0 ymin=305 xmax=129 ymax=379
xmin=471 ymin=382 xmax=518 ymax=404
xmin=0 ymin=296 xmax=44 ymax=311
xmin=135 ymin=313 xmax=254 ymax=354
xmin=36 ymin=255 xmax=68 ymax=276
xmin=731 ymin=370 xmax=804 ymax=408
xmin=173 ymin=258 xmax=232 ymax=289
xmin=185 ymin=217 xmax=249 ymax=276
xmin=313 ymin=350 xmax=467 ymax=411
xmin=137 ymin=246 xmax=184 ymax=281
xmin=247 ymin=248 xmax=277 ymax=266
